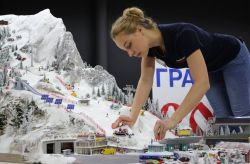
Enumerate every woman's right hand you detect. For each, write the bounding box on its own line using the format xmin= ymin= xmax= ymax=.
xmin=111 ymin=115 xmax=136 ymax=129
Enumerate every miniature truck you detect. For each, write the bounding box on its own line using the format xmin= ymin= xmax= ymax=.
xmin=101 ymin=148 xmax=116 ymax=155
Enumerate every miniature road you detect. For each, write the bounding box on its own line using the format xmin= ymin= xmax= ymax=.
xmin=71 ymin=154 xmax=140 ymax=164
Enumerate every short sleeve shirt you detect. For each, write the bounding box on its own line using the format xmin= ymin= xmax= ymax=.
xmin=148 ymin=23 xmax=241 ymax=71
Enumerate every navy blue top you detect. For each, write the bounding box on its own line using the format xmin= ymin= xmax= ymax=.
xmin=148 ymin=23 xmax=241 ymax=71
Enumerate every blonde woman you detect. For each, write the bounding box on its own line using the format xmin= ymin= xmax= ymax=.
xmin=110 ymin=7 xmax=250 ymax=140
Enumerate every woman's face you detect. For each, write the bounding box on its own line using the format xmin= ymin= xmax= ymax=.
xmin=114 ymin=26 xmax=149 ymax=58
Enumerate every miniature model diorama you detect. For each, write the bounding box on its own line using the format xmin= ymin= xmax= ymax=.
xmin=0 ymin=10 xmax=250 ymax=164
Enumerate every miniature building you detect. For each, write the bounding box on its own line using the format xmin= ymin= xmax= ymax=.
xmin=42 ymin=138 xmax=76 ymax=154
xmin=148 ymin=143 xmax=165 ymax=152
xmin=166 ymin=144 xmax=175 ymax=152
xmin=0 ymin=20 xmax=8 ymax=25
xmin=160 ymin=136 xmax=202 ymax=152
xmin=74 ymin=133 xmax=108 ymax=155
xmin=204 ymin=117 xmax=250 ymax=146
xmin=78 ymin=99 xmax=90 ymax=105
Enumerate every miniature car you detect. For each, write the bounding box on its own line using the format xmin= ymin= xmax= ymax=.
xmin=177 ymin=129 xmax=192 ymax=136
xmin=113 ymin=128 xmax=128 ymax=136
xmin=101 ymin=148 xmax=116 ymax=155
xmin=139 ymin=154 xmax=164 ymax=164
xmin=178 ymin=156 xmax=190 ymax=162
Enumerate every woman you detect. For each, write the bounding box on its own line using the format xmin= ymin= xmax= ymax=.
xmin=110 ymin=7 xmax=250 ymax=140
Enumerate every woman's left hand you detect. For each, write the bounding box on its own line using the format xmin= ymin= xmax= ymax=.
xmin=153 ymin=118 xmax=177 ymax=141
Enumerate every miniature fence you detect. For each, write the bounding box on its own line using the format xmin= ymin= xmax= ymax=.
xmin=79 ymin=112 xmax=106 ymax=135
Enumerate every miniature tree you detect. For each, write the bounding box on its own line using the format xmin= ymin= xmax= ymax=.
xmin=97 ymin=88 xmax=101 ymax=97
xmin=123 ymin=95 xmax=127 ymax=105
xmin=231 ymin=129 xmax=237 ymax=135
xmin=147 ymin=98 xmax=153 ymax=111
xmin=112 ymin=85 xmax=117 ymax=96
xmin=30 ymin=52 xmax=34 ymax=67
xmin=9 ymin=103 xmax=24 ymax=129
xmin=225 ymin=125 xmax=230 ymax=136
xmin=142 ymin=99 xmax=149 ymax=111
xmin=155 ymin=99 xmax=160 ymax=112
xmin=43 ymin=74 xmax=46 ymax=82
xmin=220 ymin=126 xmax=225 ymax=136
xmin=235 ymin=149 xmax=245 ymax=164
xmin=119 ymin=93 xmax=123 ymax=103
xmin=203 ymin=153 xmax=211 ymax=164
xmin=101 ymin=84 xmax=105 ymax=95
xmin=0 ymin=113 xmax=7 ymax=132
xmin=12 ymin=45 xmax=15 ymax=52
xmin=20 ymin=60 xmax=23 ymax=69
xmin=196 ymin=126 xmax=202 ymax=136
xmin=92 ymin=87 xmax=96 ymax=96
xmin=239 ymin=126 xmax=244 ymax=134
xmin=107 ymin=85 xmax=112 ymax=97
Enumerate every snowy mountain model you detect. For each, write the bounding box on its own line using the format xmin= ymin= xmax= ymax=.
xmin=0 ymin=9 xmax=176 ymax=163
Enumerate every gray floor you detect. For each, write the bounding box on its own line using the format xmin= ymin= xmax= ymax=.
xmin=71 ymin=154 xmax=140 ymax=164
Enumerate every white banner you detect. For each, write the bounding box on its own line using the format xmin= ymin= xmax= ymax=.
xmin=152 ymin=62 xmax=214 ymax=133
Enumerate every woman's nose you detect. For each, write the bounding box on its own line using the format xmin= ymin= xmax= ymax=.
xmin=128 ymin=50 xmax=134 ymax=57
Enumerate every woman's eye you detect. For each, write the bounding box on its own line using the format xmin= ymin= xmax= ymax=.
xmin=127 ymin=42 xmax=132 ymax=49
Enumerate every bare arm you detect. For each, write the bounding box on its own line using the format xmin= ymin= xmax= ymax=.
xmin=130 ymin=56 xmax=155 ymax=121
xmin=170 ymin=49 xmax=210 ymax=126
xmin=111 ymin=56 xmax=155 ymax=128
xmin=154 ymin=49 xmax=210 ymax=139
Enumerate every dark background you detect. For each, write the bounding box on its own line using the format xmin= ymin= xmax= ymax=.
xmin=0 ymin=0 xmax=249 ymax=89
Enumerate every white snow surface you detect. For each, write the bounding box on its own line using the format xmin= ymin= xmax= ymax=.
xmin=0 ymin=9 xmax=179 ymax=163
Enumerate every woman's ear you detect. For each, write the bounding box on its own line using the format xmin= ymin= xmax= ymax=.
xmin=137 ymin=25 xmax=144 ymax=35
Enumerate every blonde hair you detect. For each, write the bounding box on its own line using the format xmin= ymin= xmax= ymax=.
xmin=110 ymin=7 xmax=157 ymax=40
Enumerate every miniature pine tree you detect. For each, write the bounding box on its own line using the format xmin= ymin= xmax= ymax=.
xmin=232 ymin=129 xmax=237 ymax=134
xmin=203 ymin=153 xmax=211 ymax=164
xmin=220 ymin=126 xmax=225 ymax=135
xmin=123 ymin=95 xmax=127 ymax=105
xmin=147 ymin=98 xmax=153 ymax=111
xmin=20 ymin=61 xmax=23 ymax=69
xmin=196 ymin=126 xmax=202 ymax=136
xmin=235 ymin=149 xmax=245 ymax=164
xmin=142 ymin=100 xmax=149 ymax=111
xmin=112 ymin=85 xmax=116 ymax=96
xmin=92 ymin=87 xmax=96 ymax=96
xmin=225 ymin=125 xmax=230 ymax=136
xmin=239 ymin=126 xmax=244 ymax=133
xmin=0 ymin=113 xmax=7 ymax=131
xmin=101 ymin=85 xmax=105 ymax=95
xmin=97 ymin=88 xmax=101 ymax=97
xmin=155 ymin=99 xmax=159 ymax=112
xmin=107 ymin=85 xmax=111 ymax=97
xmin=119 ymin=93 xmax=123 ymax=103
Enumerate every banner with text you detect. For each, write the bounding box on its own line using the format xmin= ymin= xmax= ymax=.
xmin=152 ymin=62 xmax=214 ymax=133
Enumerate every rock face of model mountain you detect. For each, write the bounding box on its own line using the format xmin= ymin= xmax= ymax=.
xmin=0 ymin=9 xmax=117 ymax=87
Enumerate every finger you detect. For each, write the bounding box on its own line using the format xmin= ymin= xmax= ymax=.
xmin=159 ymin=126 xmax=166 ymax=140
xmin=154 ymin=121 xmax=160 ymax=140
xmin=158 ymin=126 xmax=163 ymax=140
xmin=119 ymin=115 xmax=131 ymax=122
xmin=111 ymin=117 xmax=122 ymax=129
